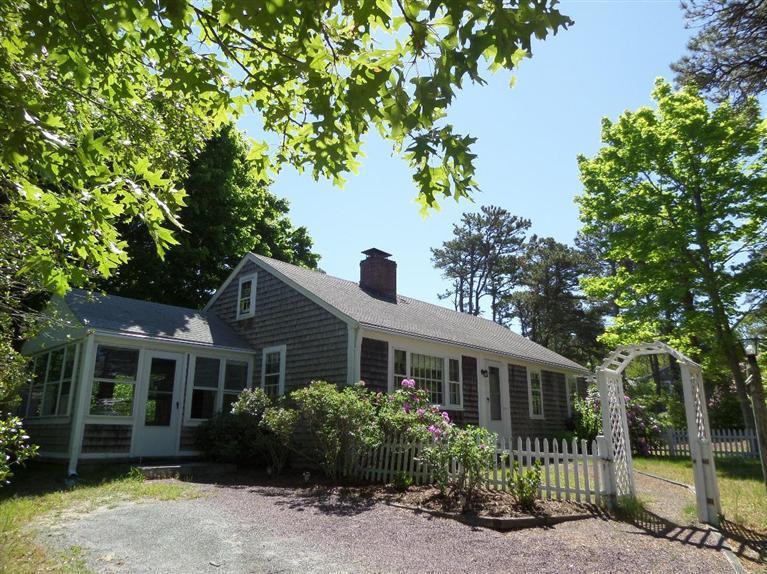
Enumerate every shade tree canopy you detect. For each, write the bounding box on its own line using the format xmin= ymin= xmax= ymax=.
xmin=0 ymin=0 xmax=572 ymax=295
xmin=98 ymin=125 xmax=319 ymax=309
xmin=577 ymin=78 xmax=767 ymax=428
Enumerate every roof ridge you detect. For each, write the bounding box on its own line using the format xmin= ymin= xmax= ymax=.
xmin=251 ymin=253 xmax=528 ymax=337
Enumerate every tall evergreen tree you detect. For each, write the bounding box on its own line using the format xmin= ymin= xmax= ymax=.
xmin=431 ymin=206 xmax=529 ymax=321
xmin=99 ymin=125 xmax=319 ymax=308
xmin=504 ymin=236 xmax=606 ymax=366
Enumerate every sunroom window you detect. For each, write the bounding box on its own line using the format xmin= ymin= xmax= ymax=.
xmin=237 ymin=273 xmax=257 ymax=319
xmin=25 ymin=344 xmax=79 ymax=418
xmin=191 ymin=357 xmax=220 ymax=419
xmin=90 ymin=346 xmax=139 ymax=416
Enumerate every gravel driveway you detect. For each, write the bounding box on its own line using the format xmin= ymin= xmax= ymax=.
xmin=43 ymin=478 xmax=734 ymax=574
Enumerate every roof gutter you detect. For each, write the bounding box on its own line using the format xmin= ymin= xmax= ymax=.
xmin=89 ymin=329 xmax=255 ymax=355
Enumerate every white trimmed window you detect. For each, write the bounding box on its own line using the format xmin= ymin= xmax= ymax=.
xmin=236 ymin=273 xmax=257 ymax=319
xmin=190 ymin=357 xmax=221 ymax=419
xmin=223 ymin=360 xmax=249 ymax=412
xmin=189 ymin=356 xmax=252 ymax=420
xmin=528 ymin=369 xmax=544 ymax=419
xmin=392 ymin=349 xmax=462 ymax=409
xmin=24 ymin=344 xmax=79 ymax=418
xmin=90 ymin=346 xmax=139 ymax=416
xmin=565 ymin=374 xmax=577 ymax=417
xmin=261 ymin=345 xmax=286 ymax=399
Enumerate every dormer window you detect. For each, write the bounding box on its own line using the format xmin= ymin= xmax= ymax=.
xmin=237 ymin=273 xmax=257 ymax=320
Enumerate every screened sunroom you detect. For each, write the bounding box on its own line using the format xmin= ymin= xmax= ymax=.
xmin=21 ymin=290 xmax=254 ymax=475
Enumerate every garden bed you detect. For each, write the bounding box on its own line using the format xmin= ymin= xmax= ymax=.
xmin=305 ymin=483 xmax=596 ymax=531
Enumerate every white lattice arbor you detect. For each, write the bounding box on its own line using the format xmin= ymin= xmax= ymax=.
xmin=597 ymin=342 xmax=721 ymax=525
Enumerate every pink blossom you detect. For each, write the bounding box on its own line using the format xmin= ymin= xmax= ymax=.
xmin=428 ymin=425 xmax=442 ymax=439
xmin=403 ymin=402 xmax=411 ymax=414
xmin=401 ymin=378 xmax=416 ymax=389
xmin=416 ymin=408 xmax=425 ymax=419
xmin=441 ymin=411 xmax=450 ymax=423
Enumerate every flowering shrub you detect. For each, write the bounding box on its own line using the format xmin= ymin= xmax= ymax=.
xmin=0 ymin=415 xmax=37 ymax=485
xmin=291 ymin=381 xmax=379 ymax=480
xmin=445 ymin=426 xmax=496 ymax=508
xmin=374 ymin=379 xmax=449 ymax=441
xmin=197 ymin=388 xmax=298 ymax=472
xmin=572 ymin=387 xmax=602 ymax=442
xmin=231 ymin=387 xmax=271 ymax=420
xmin=572 ymin=386 xmax=668 ymax=455
xmin=626 ymin=396 xmax=667 ymax=456
xmin=261 ymin=406 xmax=299 ymax=474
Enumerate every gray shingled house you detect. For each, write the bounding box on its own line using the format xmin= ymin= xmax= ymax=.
xmin=21 ymin=249 xmax=589 ymax=474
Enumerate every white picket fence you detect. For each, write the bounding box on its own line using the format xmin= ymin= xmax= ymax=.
xmin=647 ymin=428 xmax=759 ymax=458
xmin=352 ymin=434 xmax=608 ymax=505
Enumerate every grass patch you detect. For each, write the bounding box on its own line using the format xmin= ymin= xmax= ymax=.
xmin=0 ymin=462 xmax=199 ymax=574
xmin=633 ymin=456 xmax=766 ymax=533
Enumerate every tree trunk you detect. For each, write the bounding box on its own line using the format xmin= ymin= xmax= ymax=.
xmin=687 ymin=186 xmax=755 ymax=429
xmin=746 ymin=354 xmax=767 ymax=490
xmin=650 ymin=354 xmax=662 ymax=395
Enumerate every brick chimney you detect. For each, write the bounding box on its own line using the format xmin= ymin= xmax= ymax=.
xmin=360 ymin=248 xmax=397 ymax=301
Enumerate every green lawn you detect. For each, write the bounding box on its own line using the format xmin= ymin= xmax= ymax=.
xmin=0 ymin=463 xmax=199 ymax=574
xmin=633 ymin=456 xmax=766 ymax=534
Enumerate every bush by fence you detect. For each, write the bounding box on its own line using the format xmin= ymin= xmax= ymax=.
xmin=348 ymin=434 xmax=609 ymax=506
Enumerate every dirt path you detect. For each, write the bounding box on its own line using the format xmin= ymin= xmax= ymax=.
xmin=40 ymin=479 xmax=736 ymax=574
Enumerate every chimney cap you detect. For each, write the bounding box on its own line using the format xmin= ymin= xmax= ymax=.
xmin=362 ymin=248 xmax=392 ymax=259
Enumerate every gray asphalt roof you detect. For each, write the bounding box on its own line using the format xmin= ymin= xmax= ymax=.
xmin=252 ymin=254 xmax=590 ymax=374
xmin=64 ymin=290 xmax=252 ymax=351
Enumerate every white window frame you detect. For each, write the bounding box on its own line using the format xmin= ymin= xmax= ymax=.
xmin=89 ymin=345 xmax=141 ymax=418
xmin=565 ymin=374 xmax=577 ymax=417
xmin=527 ymin=368 xmax=544 ymax=420
xmin=24 ymin=343 xmax=80 ymax=419
xmin=390 ymin=347 xmax=462 ymax=410
xmin=261 ymin=345 xmax=286 ymax=398
xmin=186 ymin=354 xmax=253 ymax=422
xmin=236 ymin=273 xmax=257 ymax=320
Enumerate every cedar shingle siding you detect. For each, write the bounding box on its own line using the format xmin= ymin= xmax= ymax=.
xmin=25 ymin=422 xmax=70 ymax=453
xmin=508 ymin=364 xmax=571 ymax=439
xmin=179 ymin=425 xmax=197 ymax=451
xmin=360 ymin=337 xmax=388 ymax=393
xmin=81 ymin=424 xmax=131 ymax=453
xmin=210 ymin=260 xmax=348 ymax=391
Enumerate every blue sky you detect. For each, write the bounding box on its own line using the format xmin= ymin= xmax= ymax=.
xmin=238 ymin=0 xmax=690 ymax=311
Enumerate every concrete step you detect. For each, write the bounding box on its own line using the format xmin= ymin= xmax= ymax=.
xmin=136 ymin=462 xmax=236 ymax=480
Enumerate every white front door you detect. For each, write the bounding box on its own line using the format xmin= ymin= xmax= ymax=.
xmin=133 ymin=351 xmax=185 ymax=457
xmin=480 ymin=360 xmax=511 ymax=438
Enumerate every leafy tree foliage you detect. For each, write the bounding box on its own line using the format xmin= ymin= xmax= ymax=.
xmin=431 ymin=206 xmax=530 ymax=321
xmin=98 ymin=125 xmax=319 ymax=308
xmin=1 ymin=0 xmax=572 ymax=295
xmin=577 ymin=79 xmax=767 ymax=433
xmin=505 ymin=236 xmax=606 ymax=366
xmin=673 ymin=0 xmax=767 ymax=103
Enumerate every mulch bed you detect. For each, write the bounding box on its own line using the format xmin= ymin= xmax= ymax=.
xmin=303 ymin=483 xmax=593 ymax=524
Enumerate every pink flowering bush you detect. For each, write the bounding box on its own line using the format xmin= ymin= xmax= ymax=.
xmin=573 ymin=386 xmax=668 ymax=456
xmin=373 ymin=379 xmax=450 ymax=441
